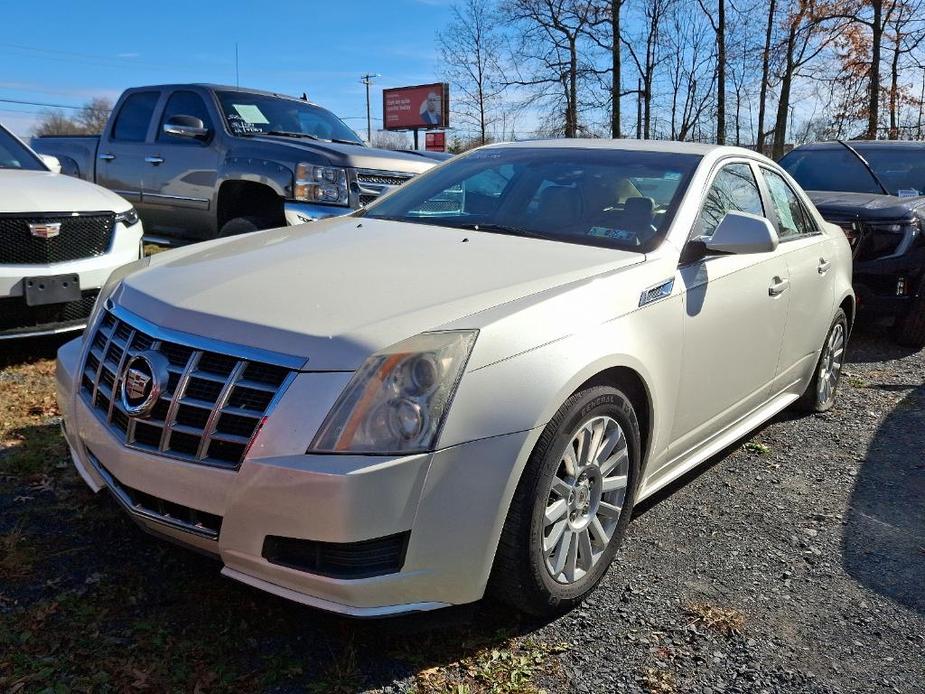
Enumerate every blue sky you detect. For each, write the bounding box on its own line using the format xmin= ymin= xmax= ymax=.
xmin=2 ymin=0 xmax=453 ymax=137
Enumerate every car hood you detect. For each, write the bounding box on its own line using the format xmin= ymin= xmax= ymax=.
xmin=806 ymin=190 xmax=925 ymax=221
xmin=117 ymin=218 xmax=642 ymax=370
xmin=246 ymin=136 xmax=436 ymax=174
xmin=0 ymin=169 xmax=132 ymax=214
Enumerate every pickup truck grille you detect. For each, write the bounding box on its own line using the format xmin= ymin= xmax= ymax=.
xmin=81 ymin=310 xmax=294 ymax=470
xmin=355 ymin=169 xmax=416 ymax=207
xmin=0 ymin=212 xmax=115 ymax=265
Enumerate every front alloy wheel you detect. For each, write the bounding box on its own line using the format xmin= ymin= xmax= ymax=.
xmin=490 ymin=386 xmax=640 ymax=616
xmin=543 ymin=416 xmax=629 ymax=584
xmin=795 ymin=308 xmax=849 ymax=412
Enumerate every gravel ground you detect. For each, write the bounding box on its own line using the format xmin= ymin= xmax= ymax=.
xmin=1 ymin=325 xmax=922 ymax=693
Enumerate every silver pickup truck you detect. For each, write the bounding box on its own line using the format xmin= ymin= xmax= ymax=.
xmin=33 ymin=83 xmax=443 ymax=241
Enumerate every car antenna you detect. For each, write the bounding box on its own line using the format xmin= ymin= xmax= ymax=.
xmin=301 ymin=92 xmax=308 ymax=101
xmin=836 ymin=140 xmax=890 ymax=195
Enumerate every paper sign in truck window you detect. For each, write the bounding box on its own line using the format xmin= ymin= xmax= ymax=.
xmin=232 ymin=104 xmax=269 ymax=124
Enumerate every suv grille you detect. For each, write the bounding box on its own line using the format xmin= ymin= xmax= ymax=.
xmin=81 ymin=310 xmax=293 ymax=469
xmin=0 ymin=212 xmax=115 ymax=264
xmin=0 ymin=289 xmax=98 ymax=337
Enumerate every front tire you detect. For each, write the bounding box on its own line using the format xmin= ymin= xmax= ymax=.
xmin=795 ymin=308 xmax=848 ymax=412
xmin=490 ymin=386 xmax=641 ymax=617
xmin=218 ymin=216 xmax=273 ymax=237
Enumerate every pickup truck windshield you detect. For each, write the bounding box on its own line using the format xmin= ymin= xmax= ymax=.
xmin=361 ymin=147 xmax=700 ymax=252
xmin=216 ymin=91 xmax=363 ymax=144
xmin=0 ymin=127 xmax=44 ymax=171
xmin=781 ymin=146 xmax=925 ymax=197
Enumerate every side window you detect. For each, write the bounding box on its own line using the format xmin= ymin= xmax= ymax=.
xmin=111 ymin=91 xmax=159 ymax=142
xmin=761 ymin=168 xmax=818 ymax=239
xmin=697 ymin=163 xmax=764 ymax=238
xmin=158 ymin=91 xmax=214 ymax=143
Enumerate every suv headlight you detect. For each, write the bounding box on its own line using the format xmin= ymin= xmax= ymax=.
xmin=294 ymin=163 xmax=349 ymax=206
xmin=309 ymin=330 xmax=478 ymax=454
xmin=114 ymin=208 xmax=140 ymax=226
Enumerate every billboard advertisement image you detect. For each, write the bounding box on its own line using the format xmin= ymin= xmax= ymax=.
xmin=383 ymin=83 xmax=449 ymax=130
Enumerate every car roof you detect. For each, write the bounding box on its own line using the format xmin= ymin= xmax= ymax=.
xmin=792 ymin=140 xmax=925 ymax=150
xmin=129 ymin=83 xmax=318 ymax=105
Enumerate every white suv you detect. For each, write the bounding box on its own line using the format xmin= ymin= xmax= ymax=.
xmin=0 ymin=124 xmax=142 ymax=340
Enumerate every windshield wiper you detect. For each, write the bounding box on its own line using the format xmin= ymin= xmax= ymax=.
xmin=453 ymin=222 xmax=546 ymax=239
xmin=260 ymin=130 xmax=321 ymax=140
xmin=836 ymin=140 xmax=891 ymax=195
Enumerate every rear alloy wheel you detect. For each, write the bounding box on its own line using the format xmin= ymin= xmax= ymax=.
xmin=795 ymin=309 xmax=848 ymax=412
xmin=490 ymin=386 xmax=640 ymax=616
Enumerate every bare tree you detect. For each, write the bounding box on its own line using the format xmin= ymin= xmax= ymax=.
xmin=504 ymin=0 xmax=599 ymax=137
xmin=696 ymin=0 xmax=727 ymax=143
xmin=34 ymin=110 xmax=84 ymax=137
xmin=438 ymin=0 xmax=508 ymax=144
xmin=76 ymin=97 xmax=113 ymax=135
xmin=623 ymin=0 xmax=674 ymax=138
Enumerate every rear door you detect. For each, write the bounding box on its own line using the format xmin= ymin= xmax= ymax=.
xmin=143 ymin=89 xmax=221 ymax=239
xmin=667 ymin=160 xmax=791 ymax=463
xmin=759 ymin=166 xmax=837 ymax=392
xmin=96 ymin=90 xmax=160 ymax=212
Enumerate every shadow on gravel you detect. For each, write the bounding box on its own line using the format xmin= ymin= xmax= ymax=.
xmin=0 ymin=333 xmax=76 ymax=369
xmin=846 ymin=323 xmax=921 ymax=365
xmin=842 ymin=383 xmax=925 ymax=614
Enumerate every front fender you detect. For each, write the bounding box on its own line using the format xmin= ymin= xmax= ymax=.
xmin=218 ymin=156 xmax=293 ymax=199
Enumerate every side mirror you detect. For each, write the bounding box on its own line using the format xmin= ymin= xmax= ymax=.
xmin=39 ymin=154 xmax=61 ymax=173
xmin=163 ymin=115 xmax=210 ymax=139
xmin=705 ymin=211 xmax=779 ymax=254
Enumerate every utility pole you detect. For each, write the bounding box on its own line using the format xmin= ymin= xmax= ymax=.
xmin=235 ymin=43 xmax=239 ymax=88
xmin=360 ymin=73 xmax=380 ymax=144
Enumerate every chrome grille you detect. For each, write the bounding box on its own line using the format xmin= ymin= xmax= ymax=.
xmin=80 ymin=310 xmax=293 ymax=469
xmin=354 ymin=168 xmax=416 ymax=206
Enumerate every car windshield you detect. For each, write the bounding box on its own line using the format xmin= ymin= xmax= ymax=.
xmin=780 ymin=145 xmax=925 ymax=197
xmin=216 ymin=91 xmax=363 ymax=144
xmin=0 ymin=126 xmax=45 ymax=171
xmin=361 ymin=147 xmax=701 ymax=252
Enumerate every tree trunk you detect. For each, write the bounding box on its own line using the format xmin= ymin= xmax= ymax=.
xmin=568 ymin=36 xmax=579 ymax=137
xmin=889 ymin=31 xmax=900 ymax=139
xmin=757 ymin=0 xmax=776 ymax=153
xmin=716 ymin=0 xmax=726 ymax=144
xmin=773 ymin=28 xmax=796 ymax=159
xmin=612 ymin=2 xmax=621 ymax=138
xmin=867 ymin=0 xmax=883 ymax=139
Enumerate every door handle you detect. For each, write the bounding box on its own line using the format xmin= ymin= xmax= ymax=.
xmin=818 ymin=258 xmax=831 ymax=274
xmin=769 ymin=277 xmax=790 ymax=296
xmin=98 ymin=153 xmax=115 ymax=161
xmin=144 ymin=155 xmax=164 ymax=165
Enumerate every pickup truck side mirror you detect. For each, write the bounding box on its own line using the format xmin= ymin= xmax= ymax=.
xmin=163 ymin=115 xmax=210 ymax=140
xmin=704 ymin=211 xmax=779 ymax=255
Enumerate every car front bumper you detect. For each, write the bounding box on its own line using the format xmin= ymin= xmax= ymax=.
xmin=853 ymin=245 xmax=925 ymax=322
xmin=57 ymin=337 xmax=538 ymax=616
xmin=0 ymin=220 xmax=143 ymax=339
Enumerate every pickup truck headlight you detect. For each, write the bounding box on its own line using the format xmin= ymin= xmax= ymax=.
xmin=309 ymin=330 xmax=477 ymax=454
xmin=294 ymin=163 xmax=349 ymax=206
xmin=114 ymin=208 xmax=140 ymax=226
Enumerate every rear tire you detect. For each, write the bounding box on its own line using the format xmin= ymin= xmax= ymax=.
xmin=489 ymin=386 xmax=641 ymax=617
xmin=218 ymin=216 xmax=273 ymax=237
xmin=794 ymin=308 xmax=848 ymax=412
xmin=895 ymin=285 xmax=925 ymax=349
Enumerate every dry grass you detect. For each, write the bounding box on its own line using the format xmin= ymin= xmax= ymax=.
xmin=0 ymin=356 xmax=64 ymax=477
xmin=641 ymin=667 xmax=677 ymax=693
xmin=685 ymin=602 xmax=746 ymax=636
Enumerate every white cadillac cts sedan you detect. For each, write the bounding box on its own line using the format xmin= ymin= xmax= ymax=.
xmin=57 ymin=141 xmax=854 ymax=617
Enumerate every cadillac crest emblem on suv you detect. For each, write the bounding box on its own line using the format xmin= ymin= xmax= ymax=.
xmin=120 ymin=351 xmax=170 ymax=418
xmin=28 ymin=222 xmax=61 ymax=239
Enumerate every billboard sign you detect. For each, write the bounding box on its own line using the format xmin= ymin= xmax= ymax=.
xmin=425 ymin=131 xmax=446 ymax=152
xmin=383 ymin=83 xmax=449 ymax=130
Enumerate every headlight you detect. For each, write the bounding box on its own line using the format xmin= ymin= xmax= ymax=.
xmin=83 ymin=256 xmax=150 ymax=340
xmin=294 ymin=163 xmax=349 ymax=206
xmin=309 ymin=330 xmax=478 ymax=454
xmin=114 ymin=208 xmax=140 ymax=226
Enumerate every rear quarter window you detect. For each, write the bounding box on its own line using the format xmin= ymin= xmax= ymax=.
xmin=112 ymin=91 xmax=160 ymax=142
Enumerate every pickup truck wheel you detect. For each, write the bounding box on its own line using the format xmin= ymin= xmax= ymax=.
xmin=219 ymin=216 xmax=273 ymax=237
xmin=489 ymin=385 xmax=640 ymax=617
xmin=895 ymin=285 xmax=925 ymax=349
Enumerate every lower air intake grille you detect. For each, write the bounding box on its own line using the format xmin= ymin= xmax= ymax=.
xmin=0 ymin=289 xmax=99 ymax=337
xmin=80 ymin=309 xmax=294 ymax=469
xmin=262 ymin=532 xmax=410 ymax=579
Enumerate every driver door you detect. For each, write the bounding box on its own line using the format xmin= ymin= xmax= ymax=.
xmin=667 ymin=160 xmax=791 ymax=463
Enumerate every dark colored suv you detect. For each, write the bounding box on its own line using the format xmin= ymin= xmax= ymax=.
xmin=780 ymin=141 xmax=925 ymax=348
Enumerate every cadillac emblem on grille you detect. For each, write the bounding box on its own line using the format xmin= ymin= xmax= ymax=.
xmin=120 ymin=351 xmax=169 ymax=418
xmin=28 ymin=222 xmax=62 ymax=239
